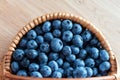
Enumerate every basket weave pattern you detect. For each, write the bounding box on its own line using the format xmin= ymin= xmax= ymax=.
xmin=0 ymin=12 xmax=117 ymax=80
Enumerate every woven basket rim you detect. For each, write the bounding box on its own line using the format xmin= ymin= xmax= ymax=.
xmin=2 ymin=12 xmax=118 ymax=80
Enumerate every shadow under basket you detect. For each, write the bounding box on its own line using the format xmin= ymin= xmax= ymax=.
xmin=0 ymin=12 xmax=118 ymax=80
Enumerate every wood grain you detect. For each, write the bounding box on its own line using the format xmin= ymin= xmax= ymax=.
xmin=0 ymin=0 xmax=120 ymax=77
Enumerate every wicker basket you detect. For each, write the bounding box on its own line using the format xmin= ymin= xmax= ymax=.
xmin=0 ymin=12 xmax=118 ymax=80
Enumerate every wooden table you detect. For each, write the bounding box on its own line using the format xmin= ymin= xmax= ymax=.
xmin=0 ymin=0 xmax=120 ymax=79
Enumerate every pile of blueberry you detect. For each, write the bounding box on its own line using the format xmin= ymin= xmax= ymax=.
xmin=11 ymin=19 xmax=111 ymax=78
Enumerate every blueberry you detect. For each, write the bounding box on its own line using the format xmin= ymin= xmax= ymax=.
xmin=11 ymin=61 xmax=19 ymax=73
xmin=38 ymin=52 xmax=48 ymax=64
xmin=40 ymin=42 xmax=50 ymax=53
xmin=90 ymin=37 xmax=99 ymax=46
xmin=92 ymin=67 xmax=98 ymax=76
xmin=52 ymin=71 xmax=62 ymax=78
xmin=57 ymin=68 xmax=64 ymax=74
xmin=26 ymin=49 xmax=38 ymax=59
xmin=35 ymin=25 xmax=43 ymax=35
xmin=73 ymin=67 xmax=87 ymax=78
xmin=78 ymin=49 xmax=87 ymax=59
xmin=36 ymin=36 xmax=44 ymax=44
xmin=27 ymin=30 xmax=37 ymax=40
xmin=30 ymin=71 xmax=43 ymax=78
xmin=62 ymin=31 xmax=73 ymax=42
xmin=53 ymin=29 xmax=61 ymax=37
xmin=20 ymin=58 xmax=30 ymax=68
xmin=13 ymin=49 xmax=24 ymax=61
xmin=42 ymin=21 xmax=51 ymax=32
xmin=66 ymin=54 xmax=76 ymax=62
xmin=85 ymin=67 xmax=93 ymax=77
xmin=27 ymin=40 xmax=38 ymax=49
xmin=17 ymin=70 xmax=27 ymax=76
xmin=65 ymin=67 xmax=73 ymax=76
xmin=63 ymin=62 xmax=70 ymax=69
xmin=29 ymin=63 xmax=39 ymax=72
xmin=51 ymin=38 xmax=63 ymax=52
xmin=81 ymin=30 xmax=92 ymax=42
xmin=56 ymin=58 xmax=63 ymax=67
xmin=48 ymin=52 xmax=59 ymax=61
xmin=72 ymin=35 xmax=83 ymax=48
xmin=44 ymin=32 xmax=54 ymax=42
xmin=89 ymin=47 xmax=99 ymax=59
xmin=100 ymin=50 xmax=109 ymax=61
xmin=48 ymin=60 xmax=58 ymax=71
xmin=62 ymin=46 xmax=71 ymax=56
xmin=85 ymin=58 xmax=95 ymax=67
xmin=73 ymin=59 xmax=85 ymax=68
xmin=72 ymin=23 xmax=82 ymax=34
xmin=52 ymin=20 xmax=61 ymax=29
xmin=40 ymin=65 xmax=52 ymax=77
xmin=71 ymin=45 xmax=80 ymax=55
xmin=99 ymin=61 xmax=111 ymax=72
xmin=19 ymin=38 xmax=27 ymax=48
xmin=62 ymin=20 xmax=73 ymax=30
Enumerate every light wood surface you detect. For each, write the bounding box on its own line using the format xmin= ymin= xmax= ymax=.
xmin=0 ymin=0 xmax=120 ymax=78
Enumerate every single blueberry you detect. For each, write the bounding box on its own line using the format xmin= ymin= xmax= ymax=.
xmin=19 ymin=38 xmax=27 ymax=48
xmin=38 ymin=52 xmax=48 ymax=64
xmin=17 ymin=70 xmax=27 ymax=76
xmin=62 ymin=20 xmax=73 ymax=30
xmin=90 ymin=37 xmax=99 ymax=46
xmin=27 ymin=40 xmax=38 ymax=49
xmin=53 ymin=29 xmax=61 ymax=37
xmin=11 ymin=61 xmax=19 ymax=73
xmin=92 ymin=67 xmax=98 ymax=76
xmin=72 ymin=35 xmax=83 ymax=48
xmin=81 ymin=30 xmax=92 ymax=42
xmin=51 ymin=38 xmax=63 ymax=52
xmin=44 ymin=32 xmax=54 ymax=42
xmin=89 ymin=47 xmax=99 ymax=59
xmin=52 ymin=20 xmax=61 ymax=29
xmin=71 ymin=45 xmax=80 ymax=55
xmin=30 ymin=71 xmax=43 ymax=78
xmin=13 ymin=49 xmax=24 ymax=61
xmin=25 ymin=49 xmax=38 ymax=59
xmin=40 ymin=42 xmax=50 ymax=53
xmin=29 ymin=63 xmax=39 ymax=72
xmin=66 ymin=54 xmax=76 ymax=62
xmin=40 ymin=65 xmax=52 ymax=77
xmin=48 ymin=52 xmax=59 ymax=61
xmin=27 ymin=30 xmax=37 ymax=40
xmin=62 ymin=46 xmax=72 ymax=56
xmin=20 ymin=58 xmax=30 ymax=68
xmin=73 ymin=67 xmax=87 ymax=78
xmin=36 ymin=36 xmax=44 ymax=44
xmin=63 ymin=62 xmax=70 ymax=69
xmin=48 ymin=60 xmax=58 ymax=71
xmin=65 ymin=67 xmax=73 ymax=76
xmin=100 ymin=50 xmax=110 ymax=61
xmin=99 ymin=61 xmax=111 ymax=72
xmin=52 ymin=71 xmax=62 ymax=78
xmin=85 ymin=67 xmax=93 ymax=77
xmin=56 ymin=58 xmax=63 ymax=67
xmin=34 ymin=25 xmax=43 ymax=35
xmin=73 ymin=59 xmax=85 ymax=68
xmin=72 ymin=23 xmax=82 ymax=34
xmin=78 ymin=49 xmax=87 ymax=59
xmin=85 ymin=58 xmax=95 ymax=67
xmin=62 ymin=31 xmax=73 ymax=42
xmin=42 ymin=21 xmax=51 ymax=32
